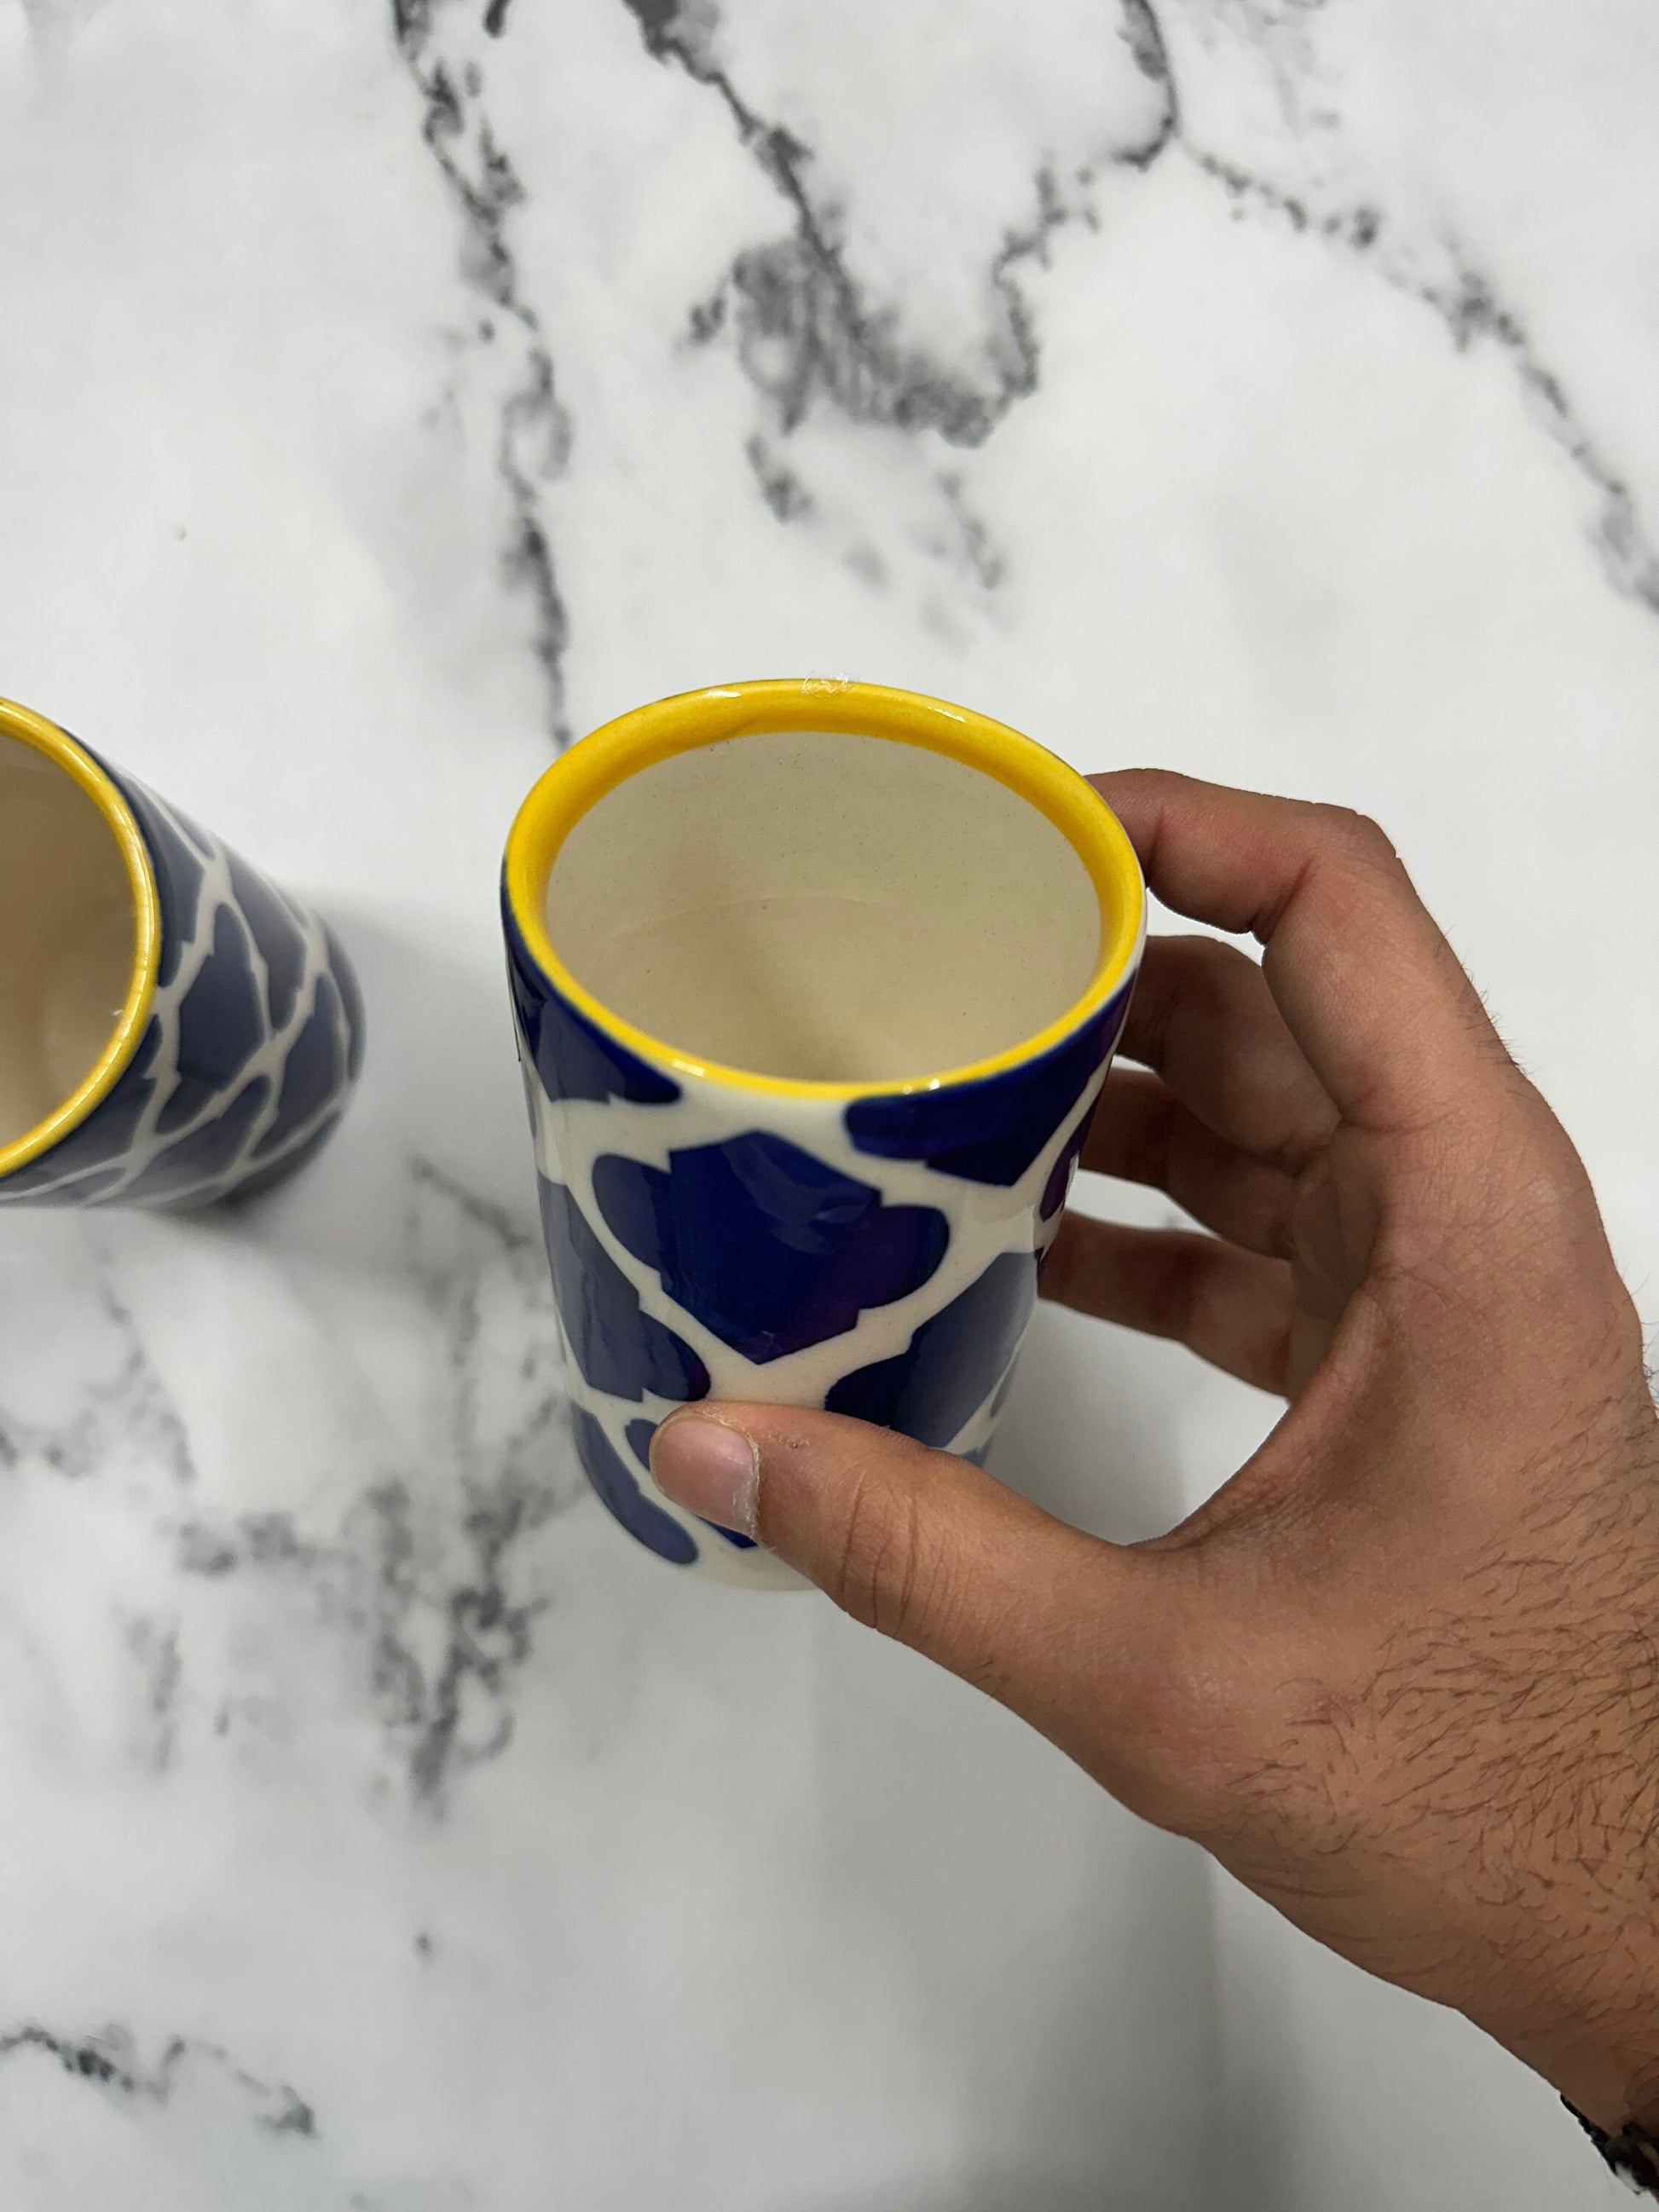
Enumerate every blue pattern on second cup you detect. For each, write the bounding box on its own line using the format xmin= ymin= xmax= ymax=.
xmin=0 ymin=759 xmax=363 ymax=1210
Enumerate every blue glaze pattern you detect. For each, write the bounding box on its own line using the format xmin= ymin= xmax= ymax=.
xmin=0 ymin=754 xmax=363 ymax=1210
xmin=573 ymin=1406 xmax=699 ymax=1565
xmin=845 ymin=979 xmax=1133 ymax=1187
xmin=1040 ymin=1089 xmax=1104 ymax=1223
xmin=593 ymin=1132 xmax=948 ymax=1363
xmin=537 ymin=1176 xmax=711 ymax=1404
xmin=826 ymin=1250 xmax=1038 ymax=1449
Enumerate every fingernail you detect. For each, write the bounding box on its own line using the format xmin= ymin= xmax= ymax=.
xmin=650 ymin=1414 xmax=760 ymax=1538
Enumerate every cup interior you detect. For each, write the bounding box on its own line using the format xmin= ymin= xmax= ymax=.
xmin=544 ymin=727 xmax=1107 ymax=1086
xmin=0 ymin=732 xmax=139 ymax=1152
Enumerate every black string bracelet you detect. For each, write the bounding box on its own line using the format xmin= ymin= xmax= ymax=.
xmin=1567 ymin=2099 xmax=1659 ymax=2195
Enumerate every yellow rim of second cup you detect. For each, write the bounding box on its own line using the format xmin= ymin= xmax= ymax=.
xmin=504 ymin=679 xmax=1146 ymax=1100
xmin=0 ymin=697 xmax=161 ymax=1179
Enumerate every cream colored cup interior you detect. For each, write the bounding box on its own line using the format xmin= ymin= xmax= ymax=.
xmin=0 ymin=736 xmax=137 ymax=1149
xmin=544 ymin=729 xmax=1103 ymax=1084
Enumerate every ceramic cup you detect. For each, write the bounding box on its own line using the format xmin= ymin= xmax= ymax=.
xmin=503 ymin=679 xmax=1146 ymax=1588
xmin=0 ymin=697 xmax=364 ymax=1210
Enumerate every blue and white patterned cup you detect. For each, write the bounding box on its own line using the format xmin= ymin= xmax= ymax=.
xmin=0 ymin=697 xmax=364 ymax=1210
xmin=503 ymin=681 xmax=1145 ymax=1588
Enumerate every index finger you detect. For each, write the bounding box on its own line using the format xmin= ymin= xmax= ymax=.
xmin=1091 ymin=769 xmax=1504 ymax=1133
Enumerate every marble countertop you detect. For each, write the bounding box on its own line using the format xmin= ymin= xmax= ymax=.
xmin=1 ymin=1 xmax=1656 ymax=2204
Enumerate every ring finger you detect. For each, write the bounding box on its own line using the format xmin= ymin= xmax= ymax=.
xmin=1083 ymin=1067 xmax=1298 ymax=1259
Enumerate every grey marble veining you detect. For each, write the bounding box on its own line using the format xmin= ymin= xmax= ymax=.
xmin=393 ymin=0 xmax=575 ymax=742
xmin=0 ymin=1 xmax=1654 ymax=2204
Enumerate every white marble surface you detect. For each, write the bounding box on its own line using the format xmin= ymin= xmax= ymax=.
xmin=0 ymin=0 xmax=1656 ymax=2203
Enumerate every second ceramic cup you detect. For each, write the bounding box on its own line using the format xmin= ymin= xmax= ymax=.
xmin=503 ymin=680 xmax=1146 ymax=1587
xmin=0 ymin=697 xmax=363 ymax=1210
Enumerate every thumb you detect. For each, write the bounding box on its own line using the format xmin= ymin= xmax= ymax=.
xmin=650 ymin=1403 xmax=1209 ymax=1816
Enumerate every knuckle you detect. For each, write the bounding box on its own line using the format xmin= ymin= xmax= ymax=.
xmin=828 ymin=1456 xmax=931 ymax=1642
xmin=1170 ymin=932 xmax=1257 ymax=991
xmin=1168 ymin=935 xmax=1270 ymax=1025
xmin=1194 ymin=933 xmax=1263 ymax=979
xmin=1318 ymin=805 xmax=1397 ymax=869
xmin=1514 ymin=1154 xmax=1595 ymax=1242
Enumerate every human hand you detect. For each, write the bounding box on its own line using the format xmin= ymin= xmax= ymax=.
xmin=651 ymin=770 xmax=1659 ymax=2134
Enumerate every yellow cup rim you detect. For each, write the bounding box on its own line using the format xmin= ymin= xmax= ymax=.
xmin=0 ymin=698 xmax=161 ymax=1179
xmin=503 ymin=679 xmax=1145 ymax=1101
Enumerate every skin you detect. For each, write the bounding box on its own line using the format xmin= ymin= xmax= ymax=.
xmin=651 ymin=768 xmax=1659 ymax=2135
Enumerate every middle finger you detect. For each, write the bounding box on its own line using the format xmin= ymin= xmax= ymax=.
xmin=1084 ymin=1066 xmax=1298 ymax=1260
xmin=1122 ymin=934 xmax=1339 ymax=1170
